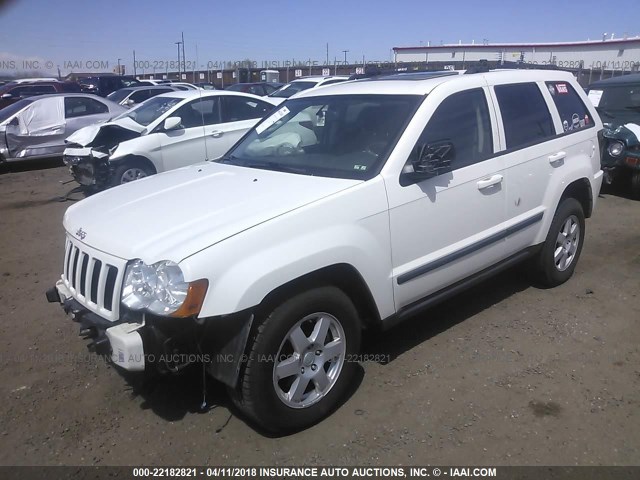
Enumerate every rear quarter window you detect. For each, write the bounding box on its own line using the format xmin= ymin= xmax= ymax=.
xmin=545 ymin=81 xmax=593 ymax=133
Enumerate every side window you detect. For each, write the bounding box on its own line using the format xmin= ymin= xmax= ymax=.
xmin=29 ymin=85 xmax=56 ymax=94
xmin=173 ymin=97 xmax=220 ymax=128
xmin=247 ymin=86 xmax=262 ymax=96
xmin=495 ymin=83 xmax=554 ymax=149
xmin=410 ymin=88 xmax=493 ymax=171
xmin=129 ymin=90 xmax=151 ymax=104
xmin=222 ymin=96 xmax=273 ymax=122
xmin=65 ymin=97 xmax=108 ymax=118
xmin=545 ymin=81 xmax=592 ymax=133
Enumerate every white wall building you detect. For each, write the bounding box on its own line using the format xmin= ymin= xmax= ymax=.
xmin=393 ymin=37 xmax=640 ymax=72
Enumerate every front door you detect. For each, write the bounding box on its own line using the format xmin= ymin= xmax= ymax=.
xmin=386 ymin=87 xmax=507 ymax=310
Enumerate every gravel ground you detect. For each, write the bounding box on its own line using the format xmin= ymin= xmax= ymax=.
xmin=0 ymin=161 xmax=638 ymax=466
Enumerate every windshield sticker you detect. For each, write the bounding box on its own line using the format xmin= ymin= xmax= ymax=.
xmin=555 ymin=83 xmax=569 ymax=94
xmin=256 ymin=106 xmax=290 ymax=135
xmin=587 ymin=89 xmax=603 ymax=107
xmin=353 ymin=165 xmax=367 ymax=171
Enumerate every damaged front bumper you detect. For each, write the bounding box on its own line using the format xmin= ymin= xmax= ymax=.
xmin=63 ymin=148 xmax=111 ymax=188
xmin=46 ymin=280 xmax=254 ymax=387
xmin=47 ymin=280 xmax=145 ymax=371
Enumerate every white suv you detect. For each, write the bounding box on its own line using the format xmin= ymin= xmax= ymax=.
xmin=48 ymin=70 xmax=603 ymax=432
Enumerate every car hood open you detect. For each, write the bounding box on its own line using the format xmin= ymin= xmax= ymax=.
xmin=65 ymin=116 xmax=145 ymax=149
xmin=63 ymin=161 xmax=361 ymax=263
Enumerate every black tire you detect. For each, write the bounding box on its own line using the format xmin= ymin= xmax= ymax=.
xmin=531 ymin=198 xmax=585 ymax=287
xmin=631 ymin=171 xmax=640 ymax=200
xmin=231 ymin=286 xmax=361 ymax=432
xmin=111 ymin=158 xmax=154 ymax=186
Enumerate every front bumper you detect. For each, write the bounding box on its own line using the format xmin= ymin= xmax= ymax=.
xmin=47 ymin=280 xmax=145 ymax=371
xmin=46 ymin=280 xmax=255 ymax=387
xmin=63 ymin=149 xmax=110 ymax=188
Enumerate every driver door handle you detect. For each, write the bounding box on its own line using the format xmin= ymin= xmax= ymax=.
xmin=477 ymin=174 xmax=503 ymax=190
xmin=210 ymin=130 xmax=224 ymax=138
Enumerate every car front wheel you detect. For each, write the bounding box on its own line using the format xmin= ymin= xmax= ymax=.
xmin=231 ymin=286 xmax=361 ymax=432
xmin=112 ymin=159 xmax=154 ymax=186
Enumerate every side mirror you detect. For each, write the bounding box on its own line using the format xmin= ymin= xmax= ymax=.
xmin=404 ymin=141 xmax=455 ymax=181
xmin=1 ymin=93 xmax=13 ymax=100
xmin=125 ymin=98 xmax=135 ymax=106
xmin=163 ymin=116 xmax=182 ymax=131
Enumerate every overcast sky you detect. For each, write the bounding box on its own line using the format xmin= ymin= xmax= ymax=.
xmin=1 ymin=0 xmax=639 ymax=75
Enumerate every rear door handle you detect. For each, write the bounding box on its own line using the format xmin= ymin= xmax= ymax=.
xmin=548 ymin=151 xmax=566 ymax=164
xmin=477 ymin=174 xmax=503 ymax=190
xmin=210 ymin=130 xmax=224 ymax=138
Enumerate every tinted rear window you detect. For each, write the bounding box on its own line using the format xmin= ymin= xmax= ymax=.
xmin=495 ymin=83 xmax=554 ymax=150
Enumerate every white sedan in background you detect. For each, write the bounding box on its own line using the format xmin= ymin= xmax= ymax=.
xmin=63 ymin=90 xmax=277 ymax=189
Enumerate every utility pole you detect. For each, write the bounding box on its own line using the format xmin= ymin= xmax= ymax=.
xmin=326 ymin=43 xmax=329 ymax=65
xmin=133 ymin=50 xmax=136 ymax=77
xmin=342 ymin=50 xmax=349 ymax=65
xmin=117 ymin=58 xmax=122 ymax=75
xmin=175 ymin=41 xmax=182 ymax=79
xmin=181 ymin=31 xmax=186 ymax=80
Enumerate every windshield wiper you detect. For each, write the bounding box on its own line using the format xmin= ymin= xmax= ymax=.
xmin=245 ymin=161 xmax=308 ymax=175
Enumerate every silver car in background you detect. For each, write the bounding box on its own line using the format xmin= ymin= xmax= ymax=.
xmin=0 ymin=93 xmax=125 ymax=163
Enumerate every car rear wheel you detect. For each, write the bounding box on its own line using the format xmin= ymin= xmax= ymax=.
xmin=230 ymin=286 xmax=361 ymax=432
xmin=531 ymin=198 xmax=585 ymax=287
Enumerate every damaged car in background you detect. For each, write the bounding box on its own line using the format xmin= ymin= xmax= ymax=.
xmin=588 ymin=73 xmax=640 ymax=198
xmin=63 ymin=90 xmax=277 ymax=191
xmin=0 ymin=94 xmax=125 ymax=164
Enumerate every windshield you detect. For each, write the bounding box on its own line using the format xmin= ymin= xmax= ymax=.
xmin=589 ymin=85 xmax=640 ymax=114
xmin=0 ymin=98 xmax=33 ymax=123
xmin=269 ymin=81 xmax=317 ymax=98
xmin=107 ymin=89 xmax=132 ymax=104
xmin=113 ymin=95 xmax=182 ymax=126
xmin=217 ymin=94 xmax=422 ymax=180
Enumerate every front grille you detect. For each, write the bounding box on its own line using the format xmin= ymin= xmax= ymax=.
xmin=62 ymin=235 xmax=126 ymax=321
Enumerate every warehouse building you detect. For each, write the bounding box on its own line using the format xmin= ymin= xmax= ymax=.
xmin=393 ymin=36 xmax=640 ymax=73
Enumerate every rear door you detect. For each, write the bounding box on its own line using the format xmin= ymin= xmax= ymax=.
xmin=204 ymin=95 xmax=274 ymax=158
xmin=64 ymin=96 xmax=111 ymax=140
xmin=494 ymin=81 xmax=596 ymax=257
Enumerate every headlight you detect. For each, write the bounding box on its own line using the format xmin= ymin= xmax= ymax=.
xmin=608 ymin=141 xmax=625 ymax=157
xmin=121 ymin=259 xmax=207 ymax=317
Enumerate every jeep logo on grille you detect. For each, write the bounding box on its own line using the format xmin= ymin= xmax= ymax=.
xmin=75 ymin=228 xmax=87 ymax=240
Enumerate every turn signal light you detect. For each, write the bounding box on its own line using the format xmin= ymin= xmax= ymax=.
xmin=171 ymin=279 xmax=209 ymax=318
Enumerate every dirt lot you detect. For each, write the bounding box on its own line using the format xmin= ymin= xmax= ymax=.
xmin=0 ymin=161 xmax=638 ymax=467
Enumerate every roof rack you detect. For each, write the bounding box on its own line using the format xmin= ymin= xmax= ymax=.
xmin=465 ymin=59 xmax=562 ymax=74
xmin=348 ymin=67 xmax=460 ymax=81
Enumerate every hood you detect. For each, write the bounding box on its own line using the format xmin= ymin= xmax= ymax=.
xmin=63 ymin=162 xmax=361 ymax=263
xmin=65 ymin=117 xmax=145 ymax=148
xmin=603 ymin=122 xmax=640 ymax=147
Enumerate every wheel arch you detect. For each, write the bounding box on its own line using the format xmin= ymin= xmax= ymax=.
xmin=559 ymin=177 xmax=593 ymax=218
xmin=255 ymin=263 xmax=382 ymax=331
xmin=111 ymin=154 xmax=157 ymax=175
